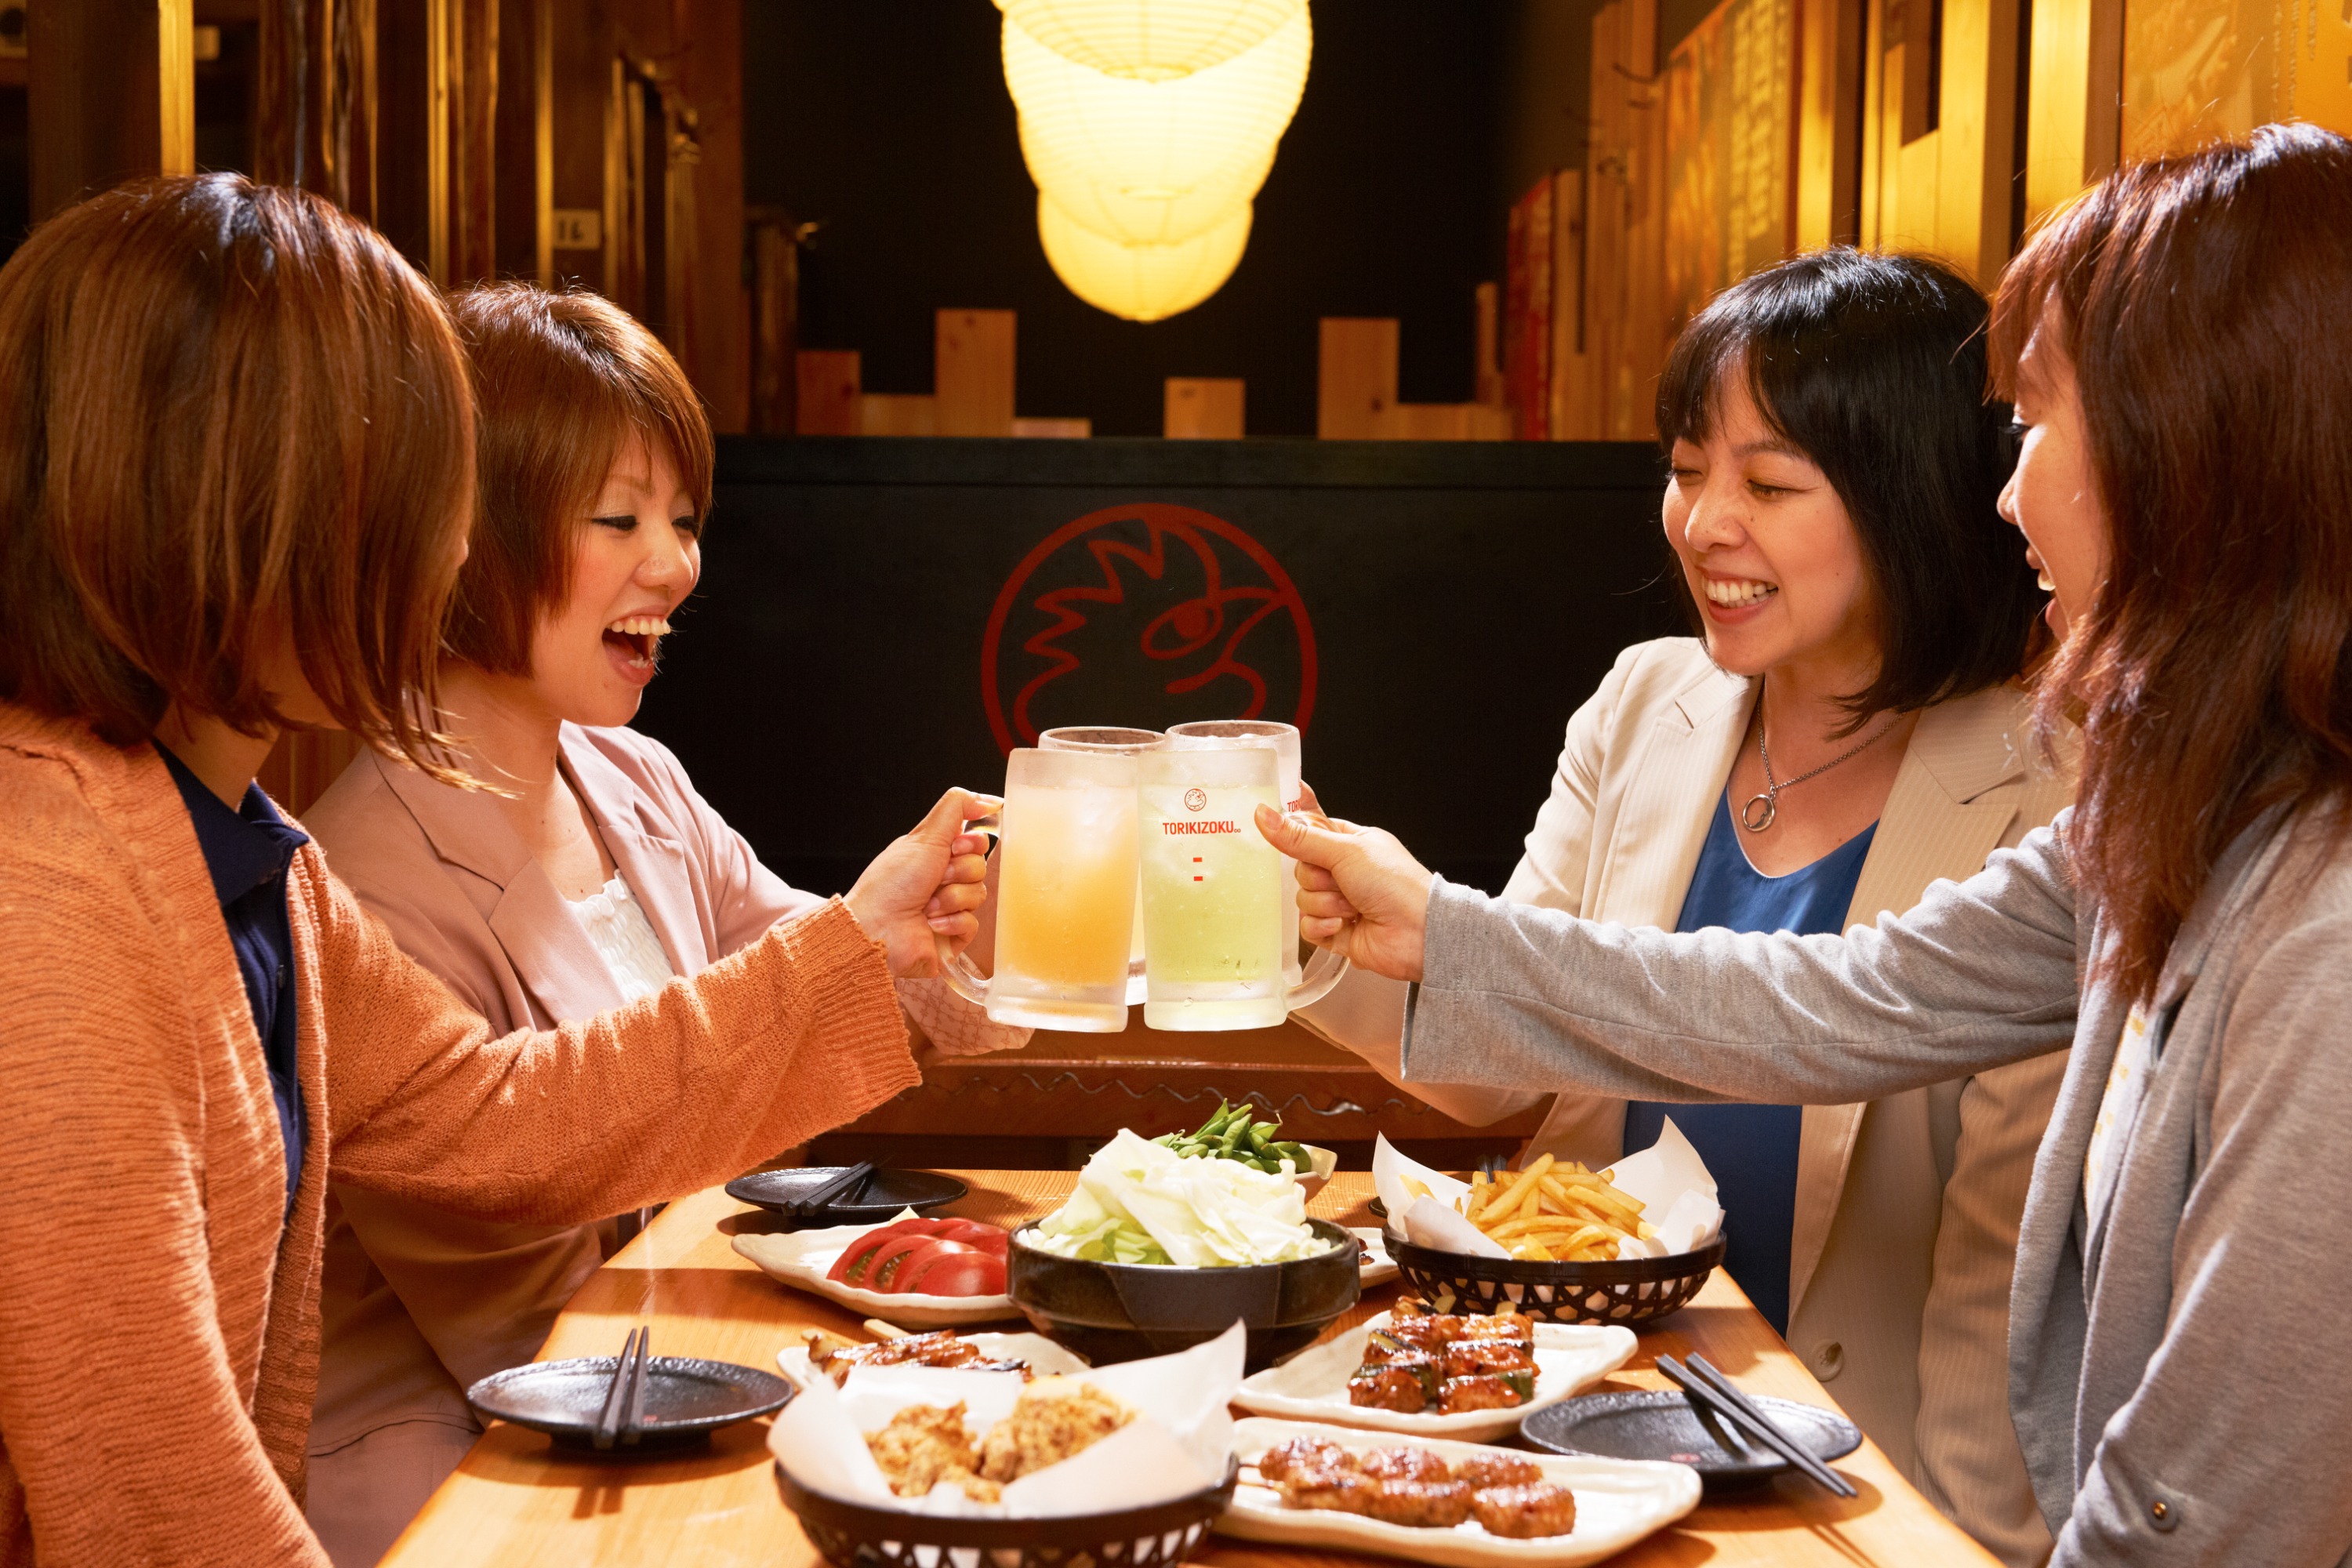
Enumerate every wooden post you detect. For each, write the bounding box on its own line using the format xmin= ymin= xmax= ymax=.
xmin=1473 ymin=281 xmax=1504 ymax=409
xmin=1548 ymin=169 xmax=1594 ymax=440
xmin=749 ymin=214 xmax=800 ymax=436
xmin=794 ymin=350 xmax=861 ymax=436
xmin=1935 ymin=0 xmax=2023 ymax=285
xmin=27 ymin=0 xmax=194 ymax=220
xmin=935 ymin=309 xmax=1016 ymax=437
xmin=1316 ymin=318 xmax=1398 ymax=440
xmin=1164 ymin=378 xmax=1246 ymax=438
xmin=1795 ymin=0 xmax=1867 ymax=247
xmin=2022 ymin=0 xmax=2122 ymax=227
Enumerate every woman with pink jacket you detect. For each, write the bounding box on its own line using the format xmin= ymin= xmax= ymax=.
xmin=298 ymin=285 xmax=1029 ymax=1564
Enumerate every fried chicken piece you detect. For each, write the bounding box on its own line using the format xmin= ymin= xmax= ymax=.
xmin=976 ymin=1379 xmax=1134 ymax=1483
xmin=1258 ymin=1436 xmax=1353 ymax=1484
xmin=1348 ymin=1358 xmax=1436 ymax=1413
xmin=1367 ymin=1479 xmax=1475 ymax=1528
xmin=1439 ymin=1374 xmax=1528 ymax=1414
xmin=1472 ymin=1481 xmax=1578 ymax=1538
xmin=865 ymin=1403 xmax=1000 ymax=1501
xmin=1443 ymin=1338 xmax=1536 ymax=1378
xmin=1279 ymin=1468 xmax=1381 ymax=1515
xmin=1355 ymin=1446 xmax=1453 ymax=1484
xmin=1454 ymin=1452 xmax=1544 ymax=1490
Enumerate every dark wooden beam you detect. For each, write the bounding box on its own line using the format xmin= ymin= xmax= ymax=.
xmin=28 ymin=0 xmax=194 ymax=220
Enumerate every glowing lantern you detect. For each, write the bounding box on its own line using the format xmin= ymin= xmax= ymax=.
xmin=1003 ymin=5 xmax=1308 ymax=246
xmin=1001 ymin=0 xmax=1301 ymax=81
xmin=1036 ymin=193 xmax=1253 ymax=322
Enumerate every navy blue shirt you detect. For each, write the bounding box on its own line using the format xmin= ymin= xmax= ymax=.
xmin=1623 ymin=790 xmax=1877 ymax=1336
xmin=160 ymin=746 xmax=310 ymax=1221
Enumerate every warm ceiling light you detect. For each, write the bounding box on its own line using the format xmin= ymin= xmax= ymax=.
xmin=1004 ymin=5 xmax=1308 ymax=247
xmin=1000 ymin=0 xmax=1301 ymax=81
xmin=1036 ymin=192 xmax=1253 ymax=322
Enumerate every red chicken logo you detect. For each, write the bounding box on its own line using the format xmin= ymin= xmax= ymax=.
xmin=982 ymin=502 xmax=1317 ymax=755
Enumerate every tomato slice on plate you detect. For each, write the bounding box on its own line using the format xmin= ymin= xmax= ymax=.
xmin=826 ymin=1218 xmax=953 ymax=1287
xmin=895 ymin=1243 xmax=1005 ymax=1298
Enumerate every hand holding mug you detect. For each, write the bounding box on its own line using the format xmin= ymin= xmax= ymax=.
xmin=844 ymin=788 xmax=1001 ymax=978
xmin=1254 ymin=806 xmax=1436 ymax=985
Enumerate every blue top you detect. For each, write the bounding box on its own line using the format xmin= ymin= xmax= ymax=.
xmin=161 ymin=747 xmax=311 ymax=1221
xmin=1623 ymin=789 xmax=1878 ymax=1335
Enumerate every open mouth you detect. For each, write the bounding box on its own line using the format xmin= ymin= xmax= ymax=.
xmin=1700 ymin=576 xmax=1777 ymax=608
xmin=603 ymin=615 xmax=673 ymax=673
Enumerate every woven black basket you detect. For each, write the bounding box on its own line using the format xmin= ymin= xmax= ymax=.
xmin=1384 ymin=1231 xmax=1727 ymax=1327
xmin=775 ymin=1457 xmax=1239 ymax=1568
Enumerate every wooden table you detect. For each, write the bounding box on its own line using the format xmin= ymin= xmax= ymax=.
xmin=383 ymin=1174 xmax=1998 ymax=1567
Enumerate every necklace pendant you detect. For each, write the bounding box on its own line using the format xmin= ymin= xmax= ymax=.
xmin=1741 ymin=792 xmax=1777 ymax=833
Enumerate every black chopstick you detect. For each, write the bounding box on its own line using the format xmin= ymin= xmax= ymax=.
xmin=1656 ymin=1353 xmax=1857 ymax=1497
xmin=593 ymin=1326 xmax=644 ymax=1450
xmin=620 ymin=1327 xmax=651 ymax=1446
xmin=789 ymin=1160 xmax=875 ymax=1216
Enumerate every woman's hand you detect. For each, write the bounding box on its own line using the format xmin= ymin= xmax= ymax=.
xmin=844 ymin=789 xmax=1000 ymax=978
xmin=1255 ymin=805 xmax=1436 ymax=984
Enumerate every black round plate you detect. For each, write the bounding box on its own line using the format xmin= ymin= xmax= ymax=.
xmin=468 ymin=1355 xmax=794 ymax=1454
xmin=725 ymin=1167 xmax=969 ymax=1227
xmin=1520 ymin=1388 xmax=1861 ymax=1492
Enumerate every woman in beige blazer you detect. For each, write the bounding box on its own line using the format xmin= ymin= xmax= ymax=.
xmin=299 ymin=285 xmax=1026 ymax=1565
xmin=1301 ymin=250 xmax=2067 ymax=1566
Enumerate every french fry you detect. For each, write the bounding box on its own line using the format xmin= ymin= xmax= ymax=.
xmin=1438 ymin=1155 xmax=1653 ymax=1261
xmin=1402 ymin=1176 xmax=1432 ymax=1203
xmin=1478 ymin=1154 xmax=1555 ymax=1223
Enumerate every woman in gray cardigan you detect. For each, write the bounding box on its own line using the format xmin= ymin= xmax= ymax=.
xmin=1263 ymin=125 xmax=2352 ymax=1568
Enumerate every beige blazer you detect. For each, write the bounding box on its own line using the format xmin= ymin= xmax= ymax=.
xmin=299 ymin=724 xmax=1022 ymax=1457
xmin=1300 ymin=637 xmax=2069 ymax=1567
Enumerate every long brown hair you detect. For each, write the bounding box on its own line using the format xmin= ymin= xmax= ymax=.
xmin=1992 ymin=124 xmax=2352 ymax=1000
xmin=0 ymin=174 xmax=472 ymax=773
xmin=441 ymin=284 xmax=713 ymax=676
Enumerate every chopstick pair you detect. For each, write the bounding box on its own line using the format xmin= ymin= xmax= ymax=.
xmin=786 ymin=1160 xmax=876 ymax=1216
xmin=1655 ymin=1352 xmax=1856 ymax=1497
xmin=593 ymin=1326 xmax=653 ymax=1450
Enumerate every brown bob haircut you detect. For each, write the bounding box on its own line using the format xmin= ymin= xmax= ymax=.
xmin=0 ymin=175 xmax=472 ymax=769
xmin=1993 ymin=123 xmax=2352 ymax=1002
xmin=441 ymin=284 xmax=713 ymax=675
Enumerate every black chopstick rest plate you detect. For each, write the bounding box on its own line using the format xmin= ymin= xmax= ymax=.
xmin=470 ymin=1352 xmax=794 ymax=1455
xmin=1522 ymin=1388 xmax=1860 ymax=1494
xmin=725 ymin=1167 xmax=969 ymax=1228
xmin=1655 ymin=1356 xmax=1856 ymax=1497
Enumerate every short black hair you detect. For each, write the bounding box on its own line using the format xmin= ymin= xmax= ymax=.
xmin=1655 ymin=247 xmax=2042 ymax=725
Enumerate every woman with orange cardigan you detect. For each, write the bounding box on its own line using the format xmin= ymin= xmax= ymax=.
xmin=0 ymin=176 xmax=989 ymax=1568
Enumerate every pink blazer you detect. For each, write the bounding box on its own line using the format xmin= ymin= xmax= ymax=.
xmin=300 ymin=724 xmax=1022 ymax=1457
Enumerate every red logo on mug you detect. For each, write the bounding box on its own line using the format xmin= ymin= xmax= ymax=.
xmin=1184 ymin=788 xmax=1207 ymax=812
xmin=982 ymin=502 xmax=1316 ymax=755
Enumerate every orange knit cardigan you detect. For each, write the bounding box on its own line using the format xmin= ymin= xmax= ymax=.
xmin=0 ymin=704 xmax=919 ymax=1566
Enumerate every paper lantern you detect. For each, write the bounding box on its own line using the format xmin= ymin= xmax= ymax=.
xmin=1036 ymin=192 xmax=1252 ymax=322
xmin=1000 ymin=0 xmax=1301 ymax=80
xmin=1003 ymin=3 xmax=1309 ymax=246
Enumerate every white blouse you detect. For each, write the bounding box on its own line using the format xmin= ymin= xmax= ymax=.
xmin=569 ymin=873 xmax=677 ymax=1002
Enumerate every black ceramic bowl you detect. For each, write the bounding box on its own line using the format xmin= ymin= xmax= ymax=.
xmin=1007 ymin=1219 xmax=1359 ymax=1371
xmin=1522 ymin=1388 xmax=1860 ymax=1493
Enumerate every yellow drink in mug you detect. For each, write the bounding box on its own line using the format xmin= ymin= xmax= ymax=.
xmin=1039 ymin=725 xmax=1163 ymax=1005
xmin=936 ymin=747 xmax=1138 ymax=1030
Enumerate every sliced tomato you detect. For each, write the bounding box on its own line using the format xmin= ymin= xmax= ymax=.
xmin=826 ymin=1218 xmax=953 ymax=1286
xmin=864 ymin=1232 xmax=950 ymax=1293
xmin=932 ymin=1220 xmax=1009 ymax=1254
xmin=896 ymin=1243 xmax=1005 ymax=1298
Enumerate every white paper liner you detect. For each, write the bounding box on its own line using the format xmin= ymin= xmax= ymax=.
xmin=1374 ymin=1124 xmax=1722 ymax=1261
xmin=768 ymin=1320 xmax=1245 ymax=1519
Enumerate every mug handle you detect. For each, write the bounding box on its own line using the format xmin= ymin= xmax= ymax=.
xmin=934 ymin=811 xmax=1002 ymax=1004
xmin=1283 ymin=942 xmax=1349 ymax=1011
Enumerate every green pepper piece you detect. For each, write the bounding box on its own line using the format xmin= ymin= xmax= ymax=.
xmin=1499 ymin=1368 xmax=1537 ymax=1404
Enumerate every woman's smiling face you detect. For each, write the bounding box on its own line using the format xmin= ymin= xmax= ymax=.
xmin=1663 ymin=371 xmax=1878 ymax=680
xmin=1998 ymin=320 xmax=2110 ymax=639
xmin=526 ymin=433 xmax=702 ymax=728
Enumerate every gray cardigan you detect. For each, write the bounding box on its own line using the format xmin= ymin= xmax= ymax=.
xmin=1402 ymin=807 xmax=2352 ymax=1567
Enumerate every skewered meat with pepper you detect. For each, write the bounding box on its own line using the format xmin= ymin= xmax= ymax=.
xmin=1472 ymin=1481 xmax=1579 ymax=1538
xmin=1443 ymin=1338 xmax=1536 ymax=1378
xmin=1439 ymin=1372 xmax=1534 ymax=1414
xmin=1277 ymin=1468 xmax=1381 ymax=1515
xmin=1256 ymin=1436 xmax=1351 ymax=1484
xmin=1381 ymin=1314 xmax=1464 ymax=1352
xmin=804 ymin=1330 xmax=1028 ymax=1388
xmin=1454 ymin=1452 xmax=1544 ymax=1490
xmin=1366 ymin=1478 xmax=1475 ymax=1528
xmin=1348 ymin=1356 xmax=1440 ymax=1413
xmin=1355 ymin=1446 xmax=1454 ymax=1483
xmin=1456 ymin=1309 xmax=1537 ymax=1342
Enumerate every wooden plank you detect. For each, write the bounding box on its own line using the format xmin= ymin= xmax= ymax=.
xmin=1315 ymin=318 xmax=1398 ymax=440
xmin=1613 ymin=0 xmax=1667 ymax=441
xmin=1548 ymin=170 xmax=1592 ymax=440
xmin=858 ymin=393 xmax=939 ymax=437
xmin=935 ymin=308 xmax=1018 ymax=437
xmin=1504 ymin=176 xmax=1554 ymax=441
xmin=793 ymin=350 xmax=860 ymax=436
xmin=1933 ymin=0 xmax=2022 ymax=285
xmin=681 ymin=0 xmax=750 ymax=434
xmin=750 ymin=219 xmax=800 ymax=436
xmin=27 ymin=0 xmax=194 ymax=220
xmin=452 ymin=0 xmax=498 ymax=284
xmin=385 ymin=1175 xmax=2000 ymax=1568
xmin=1473 ymin=281 xmax=1505 ymax=410
xmin=1795 ymin=0 xmax=1867 ymax=246
xmin=1012 ymin=417 xmax=1092 ymax=438
xmin=1164 ymin=377 xmax=1247 ymax=439
xmin=2021 ymin=0 xmax=2122 ymax=227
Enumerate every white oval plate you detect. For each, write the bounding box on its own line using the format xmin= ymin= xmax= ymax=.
xmin=1232 ymin=1312 xmax=1637 ymax=1443
xmin=1353 ymin=1226 xmax=1399 ymax=1287
xmin=776 ymin=1330 xmax=1089 ymax=1390
xmin=1218 ymin=1417 xmax=1700 ymax=1567
xmin=731 ymin=1212 xmax=1020 ymax=1328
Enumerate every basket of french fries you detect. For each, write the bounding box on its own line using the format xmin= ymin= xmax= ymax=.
xmin=1377 ymin=1141 xmax=1728 ymax=1327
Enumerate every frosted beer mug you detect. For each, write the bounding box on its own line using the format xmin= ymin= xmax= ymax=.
xmin=936 ymin=748 xmax=1138 ymax=1031
xmin=1137 ymin=745 xmax=1346 ymax=1030
xmin=1166 ymin=719 xmax=1305 ymax=987
xmin=1039 ymin=726 xmax=1162 ymax=1005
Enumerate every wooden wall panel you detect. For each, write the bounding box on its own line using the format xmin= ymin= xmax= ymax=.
xmin=1317 ymin=318 xmax=1399 ymax=439
xmin=1933 ymin=0 xmax=2021 ymax=285
xmin=935 ymin=308 xmax=1017 ymax=437
xmin=1548 ymin=169 xmax=1595 ymax=440
xmin=27 ymin=0 xmax=195 ymax=219
xmin=1795 ymin=0 xmax=1866 ymax=246
xmin=795 ymin=350 xmax=860 ymax=436
xmin=1165 ymin=378 xmax=1246 ymax=439
xmin=2023 ymin=0 xmax=2122 ymax=227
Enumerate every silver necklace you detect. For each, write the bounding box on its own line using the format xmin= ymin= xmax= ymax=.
xmin=1741 ymin=688 xmax=1900 ymax=833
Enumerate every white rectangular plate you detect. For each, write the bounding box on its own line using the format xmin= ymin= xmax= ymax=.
xmin=1218 ymin=1417 xmax=1700 ymax=1567
xmin=732 ymin=1215 xmax=1020 ymax=1328
xmin=1233 ymin=1312 xmax=1637 ymax=1443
